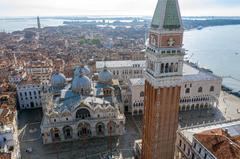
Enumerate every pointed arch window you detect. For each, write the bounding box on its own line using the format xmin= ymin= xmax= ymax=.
xmin=210 ymin=86 xmax=215 ymax=92
xmin=185 ymin=88 xmax=190 ymax=94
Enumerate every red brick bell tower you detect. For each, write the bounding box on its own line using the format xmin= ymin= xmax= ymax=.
xmin=141 ymin=0 xmax=185 ymax=158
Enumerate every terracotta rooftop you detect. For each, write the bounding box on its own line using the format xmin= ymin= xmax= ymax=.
xmin=18 ymin=76 xmax=41 ymax=85
xmin=194 ymin=128 xmax=240 ymax=159
xmin=0 ymin=153 xmax=11 ymax=159
xmin=0 ymin=107 xmax=15 ymax=125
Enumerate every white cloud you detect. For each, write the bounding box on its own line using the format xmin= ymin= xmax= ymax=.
xmin=0 ymin=0 xmax=240 ymax=17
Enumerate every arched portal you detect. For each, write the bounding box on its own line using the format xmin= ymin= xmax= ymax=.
xmin=63 ymin=126 xmax=73 ymax=139
xmin=205 ymin=104 xmax=208 ymax=109
xmin=96 ymin=122 xmax=105 ymax=135
xmin=107 ymin=121 xmax=117 ymax=134
xmin=196 ymin=104 xmax=200 ymax=110
xmin=182 ymin=105 xmax=186 ymax=111
xmin=191 ymin=104 xmax=195 ymax=110
xmin=133 ymin=110 xmax=138 ymax=115
xmin=78 ymin=122 xmax=91 ymax=138
xmin=50 ymin=128 xmax=61 ymax=141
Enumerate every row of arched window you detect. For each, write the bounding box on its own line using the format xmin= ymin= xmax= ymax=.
xmin=19 ymin=90 xmax=40 ymax=97
xmin=103 ymin=89 xmax=112 ymax=96
xmin=133 ymin=64 xmax=141 ymax=68
xmin=180 ymin=97 xmax=210 ymax=103
xmin=133 ymin=102 xmax=144 ymax=107
xmin=185 ymin=86 xmax=215 ymax=94
xmin=112 ymin=69 xmax=142 ymax=75
xmin=160 ymin=62 xmax=178 ymax=73
xmin=133 ymin=110 xmax=143 ymax=115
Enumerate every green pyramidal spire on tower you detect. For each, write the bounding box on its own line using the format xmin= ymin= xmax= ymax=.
xmin=151 ymin=0 xmax=182 ymax=29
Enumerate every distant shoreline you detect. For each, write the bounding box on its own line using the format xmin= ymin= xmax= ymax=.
xmin=2 ymin=17 xmax=240 ymax=33
xmin=183 ymin=19 xmax=240 ymax=30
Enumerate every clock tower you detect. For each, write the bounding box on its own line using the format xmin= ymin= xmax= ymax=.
xmin=142 ymin=0 xmax=184 ymax=159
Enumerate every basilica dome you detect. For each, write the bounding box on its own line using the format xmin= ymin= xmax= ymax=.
xmin=98 ymin=67 xmax=113 ymax=83
xmin=51 ymin=72 xmax=66 ymax=88
xmin=72 ymin=75 xmax=92 ymax=93
xmin=74 ymin=66 xmax=90 ymax=77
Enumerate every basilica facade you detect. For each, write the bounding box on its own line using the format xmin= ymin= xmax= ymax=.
xmin=40 ymin=65 xmax=125 ymax=144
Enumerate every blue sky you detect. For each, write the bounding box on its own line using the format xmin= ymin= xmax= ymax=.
xmin=0 ymin=0 xmax=240 ymax=17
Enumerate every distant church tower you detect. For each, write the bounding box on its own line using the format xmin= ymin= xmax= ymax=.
xmin=37 ymin=16 xmax=41 ymax=29
xmin=142 ymin=0 xmax=184 ymax=159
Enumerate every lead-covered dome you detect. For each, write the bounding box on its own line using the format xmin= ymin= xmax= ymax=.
xmin=74 ymin=66 xmax=90 ymax=77
xmin=98 ymin=66 xmax=113 ymax=83
xmin=72 ymin=75 xmax=91 ymax=94
xmin=51 ymin=72 xmax=66 ymax=88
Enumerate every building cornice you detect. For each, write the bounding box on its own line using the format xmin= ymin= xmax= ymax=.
xmin=145 ymin=71 xmax=182 ymax=88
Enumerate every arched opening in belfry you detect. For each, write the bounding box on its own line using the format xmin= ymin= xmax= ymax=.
xmin=165 ymin=63 xmax=169 ymax=73
xmin=174 ymin=63 xmax=178 ymax=72
xmin=169 ymin=63 xmax=174 ymax=72
xmin=161 ymin=63 xmax=164 ymax=73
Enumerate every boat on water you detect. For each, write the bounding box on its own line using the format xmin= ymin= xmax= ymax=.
xmin=235 ymin=52 xmax=239 ymax=55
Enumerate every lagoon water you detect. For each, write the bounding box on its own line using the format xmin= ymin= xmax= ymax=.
xmin=0 ymin=18 xmax=240 ymax=91
xmin=184 ymin=25 xmax=240 ymax=91
xmin=0 ymin=18 xmax=64 ymax=32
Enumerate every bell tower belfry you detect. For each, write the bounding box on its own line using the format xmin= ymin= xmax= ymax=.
xmin=141 ymin=0 xmax=185 ymax=159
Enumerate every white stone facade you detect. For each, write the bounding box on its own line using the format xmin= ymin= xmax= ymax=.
xmin=128 ymin=78 xmax=145 ymax=115
xmin=125 ymin=61 xmax=222 ymax=115
xmin=17 ymin=84 xmax=45 ymax=109
xmin=25 ymin=60 xmax=53 ymax=81
xmin=41 ymin=96 xmax=125 ymax=144
xmin=0 ymin=125 xmax=14 ymax=152
xmin=180 ymin=80 xmax=221 ymax=111
xmin=96 ymin=60 xmax=145 ymax=82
